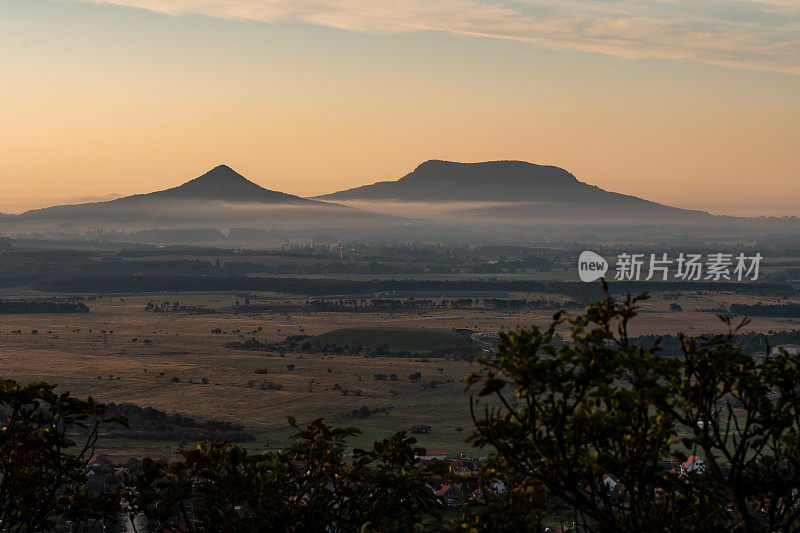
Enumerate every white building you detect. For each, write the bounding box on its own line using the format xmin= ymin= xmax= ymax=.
xmin=771 ymin=344 xmax=800 ymax=356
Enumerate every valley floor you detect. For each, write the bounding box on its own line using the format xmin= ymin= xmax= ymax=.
xmin=0 ymin=291 xmax=797 ymax=458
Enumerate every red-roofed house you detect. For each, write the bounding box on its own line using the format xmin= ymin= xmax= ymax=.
xmin=436 ymin=483 xmax=462 ymax=506
xmin=449 ymin=459 xmax=476 ymax=475
xmin=680 ymin=455 xmax=705 ymax=475
xmin=87 ymin=454 xmax=114 ymax=467
xmin=418 ymin=449 xmax=448 ymax=461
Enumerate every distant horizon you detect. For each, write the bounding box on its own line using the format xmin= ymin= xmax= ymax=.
xmin=1 ymin=160 xmax=797 ymax=219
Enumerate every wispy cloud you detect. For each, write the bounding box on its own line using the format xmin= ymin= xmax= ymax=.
xmin=72 ymin=0 xmax=800 ymax=74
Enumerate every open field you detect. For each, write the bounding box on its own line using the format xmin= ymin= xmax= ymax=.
xmin=0 ymin=289 xmax=798 ymax=459
xmin=310 ymin=327 xmax=475 ymax=352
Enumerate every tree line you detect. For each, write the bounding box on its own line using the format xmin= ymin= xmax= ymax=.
xmin=103 ymin=402 xmax=254 ymax=443
xmin=629 ymin=328 xmax=800 ymax=357
xmin=729 ymin=302 xmax=800 ymax=317
xmin=0 ymin=299 xmax=89 ymax=314
xmin=225 ymin=335 xmax=481 ymax=359
xmin=234 ymin=298 xmax=577 ymax=314
xmin=35 ymin=274 xmax=795 ymax=300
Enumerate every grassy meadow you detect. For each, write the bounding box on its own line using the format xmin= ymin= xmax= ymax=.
xmin=0 ymin=289 xmax=797 ymax=459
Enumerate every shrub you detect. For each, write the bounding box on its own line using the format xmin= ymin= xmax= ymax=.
xmin=351 ymin=405 xmax=371 ymax=419
xmin=0 ymin=378 xmax=127 ymax=529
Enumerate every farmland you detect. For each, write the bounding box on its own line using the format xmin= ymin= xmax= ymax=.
xmin=1 ymin=283 xmax=799 ymax=460
xmin=0 ymin=239 xmax=798 ymax=459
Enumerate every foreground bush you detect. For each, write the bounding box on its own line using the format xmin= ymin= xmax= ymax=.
xmin=0 ymin=379 xmax=126 ymax=530
xmin=126 ymin=419 xmax=441 ymax=532
xmin=465 ymin=286 xmax=800 ymax=532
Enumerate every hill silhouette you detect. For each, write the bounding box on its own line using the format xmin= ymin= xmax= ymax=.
xmin=4 ymin=165 xmax=408 ymax=240
xmin=6 ymin=160 xmax=792 ymax=243
xmin=318 ymin=160 xmax=699 ymax=216
xmin=14 ymin=165 xmax=326 ymax=221
xmin=119 ymin=165 xmax=314 ymax=204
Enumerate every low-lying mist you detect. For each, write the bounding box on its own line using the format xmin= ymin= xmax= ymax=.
xmin=1 ymin=198 xmax=798 ymax=246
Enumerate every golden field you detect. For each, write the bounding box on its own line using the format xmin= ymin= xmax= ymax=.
xmin=0 ymin=290 xmax=797 ymax=459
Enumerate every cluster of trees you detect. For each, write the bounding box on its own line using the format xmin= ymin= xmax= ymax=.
xmin=0 ymin=299 xmax=89 ymax=314
xmin=224 ymin=334 xmax=312 ymax=352
xmin=629 ymin=328 xmax=800 ymax=358
xmin=222 ymin=259 xmax=439 ymax=276
xmin=35 ymin=274 xmax=795 ymax=301
xmin=144 ymin=301 xmax=215 ymax=314
xmin=302 ymin=298 xmax=478 ymax=312
xmin=467 ymin=255 xmax=553 ymax=274
xmin=730 ymin=302 xmax=800 ymax=317
xmin=226 ymin=335 xmax=480 ymax=359
xmin=347 ymin=405 xmax=391 ymax=419
xmin=232 ymin=297 xmax=583 ymax=315
xmin=232 ymin=298 xmax=487 ymax=315
xmin=3 ymin=288 xmax=800 ymax=531
xmin=246 ymin=379 xmax=283 ymax=391
xmin=734 ymin=329 xmax=800 ymax=351
xmin=481 ymin=298 xmax=581 ymax=310
xmin=104 ymin=403 xmax=254 ymax=443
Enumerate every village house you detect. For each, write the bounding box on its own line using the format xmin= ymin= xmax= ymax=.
xmin=87 ymin=453 xmax=115 ymax=468
xmin=436 ymin=483 xmax=463 ymax=506
xmin=680 ymin=455 xmax=705 ymax=475
xmin=449 ymin=458 xmax=478 ymax=475
xmin=772 ymin=344 xmax=800 ymax=356
xmin=121 ymin=456 xmax=143 ymax=472
xmin=417 ymin=449 xmax=448 ymax=461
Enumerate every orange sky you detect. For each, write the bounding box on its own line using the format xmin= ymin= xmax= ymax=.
xmin=1 ymin=0 xmax=798 ymax=215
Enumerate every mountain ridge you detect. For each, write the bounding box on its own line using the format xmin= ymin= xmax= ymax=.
xmin=317 ymin=159 xmax=706 ymax=217
xmin=2 ymin=160 xmax=796 ymax=243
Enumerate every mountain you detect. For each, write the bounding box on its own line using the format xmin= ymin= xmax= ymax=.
xmin=119 ymin=165 xmax=314 ymax=204
xmin=3 ymin=165 xmax=409 ymax=241
xmin=6 ymin=160 xmax=792 ymax=243
xmin=319 ymin=160 xmax=574 ymax=202
xmin=317 ymin=160 xmax=700 ymax=216
xmin=14 ymin=165 xmax=324 ymax=221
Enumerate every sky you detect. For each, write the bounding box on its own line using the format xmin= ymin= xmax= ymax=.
xmin=1 ymin=0 xmax=799 ymax=215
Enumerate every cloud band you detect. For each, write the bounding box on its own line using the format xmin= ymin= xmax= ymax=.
xmin=71 ymin=0 xmax=800 ymax=75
